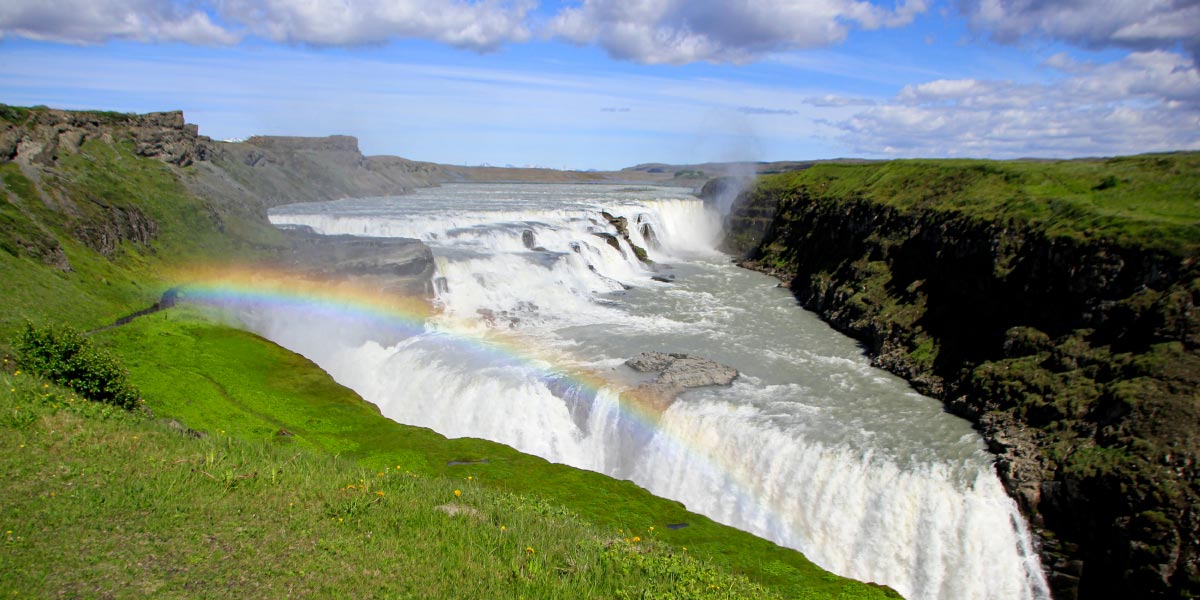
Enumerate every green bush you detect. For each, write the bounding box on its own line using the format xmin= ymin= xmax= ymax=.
xmin=13 ymin=322 xmax=141 ymax=410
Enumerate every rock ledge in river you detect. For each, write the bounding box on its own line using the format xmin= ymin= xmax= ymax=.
xmin=624 ymin=352 xmax=738 ymax=412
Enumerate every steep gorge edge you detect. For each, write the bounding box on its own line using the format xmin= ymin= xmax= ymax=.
xmin=721 ymin=161 xmax=1199 ymax=599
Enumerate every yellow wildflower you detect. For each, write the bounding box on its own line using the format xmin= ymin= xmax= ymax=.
xmin=648 ymin=526 xmax=654 ymax=532
xmin=632 ymin=536 xmax=641 ymax=543
xmin=375 ymin=491 xmax=385 ymax=497
xmin=500 ymin=525 xmax=506 ymax=532
xmin=453 ymin=489 xmax=462 ymax=497
xmin=525 ymin=547 xmax=535 ymax=555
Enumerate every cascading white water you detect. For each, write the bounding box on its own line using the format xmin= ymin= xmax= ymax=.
xmin=259 ymin=183 xmax=1050 ymax=600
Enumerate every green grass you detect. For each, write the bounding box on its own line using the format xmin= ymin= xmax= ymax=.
xmin=0 ymin=369 xmax=789 ymax=599
xmin=759 ymin=154 xmax=1200 ymax=253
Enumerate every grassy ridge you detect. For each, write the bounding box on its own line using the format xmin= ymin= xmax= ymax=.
xmin=0 ymin=110 xmax=898 ymax=597
xmin=760 ymin=154 xmax=1200 ymax=253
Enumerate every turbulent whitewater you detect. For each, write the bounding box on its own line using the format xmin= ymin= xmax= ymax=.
xmin=260 ymin=183 xmax=1049 ymax=600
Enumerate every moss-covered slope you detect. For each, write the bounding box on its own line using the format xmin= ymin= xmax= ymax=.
xmin=728 ymin=155 xmax=1200 ymax=599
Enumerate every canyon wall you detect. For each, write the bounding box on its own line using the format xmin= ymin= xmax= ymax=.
xmin=726 ymin=158 xmax=1200 ymax=599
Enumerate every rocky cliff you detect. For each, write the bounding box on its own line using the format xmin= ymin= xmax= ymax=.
xmin=727 ymin=157 xmax=1200 ymax=599
xmin=0 ymin=105 xmax=439 ymax=297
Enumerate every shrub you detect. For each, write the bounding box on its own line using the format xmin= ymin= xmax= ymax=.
xmin=13 ymin=322 xmax=141 ymax=410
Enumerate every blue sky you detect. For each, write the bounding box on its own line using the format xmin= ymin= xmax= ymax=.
xmin=1 ymin=0 xmax=1197 ymax=170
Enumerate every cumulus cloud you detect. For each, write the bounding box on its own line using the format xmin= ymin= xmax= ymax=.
xmin=0 ymin=0 xmax=238 ymax=45
xmin=547 ymin=0 xmax=928 ymax=64
xmin=218 ymin=0 xmax=534 ymax=50
xmin=836 ymin=50 xmax=1200 ymax=157
xmin=961 ymin=0 xmax=1200 ymax=58
xmin=0 ymin=0 xmax=534 ymax=50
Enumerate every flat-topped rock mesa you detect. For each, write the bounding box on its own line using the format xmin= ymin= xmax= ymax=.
xmin=196 ymin=134 xmax=451 ymax=213
xmin=624 ymin=352 xmax=739 ymax=413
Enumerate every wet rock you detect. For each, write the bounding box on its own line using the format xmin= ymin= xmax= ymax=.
xmin=600 ymin=210 xmax=652 ymax=264
xmin=627 ymin=351 xmax=681 ymax=373
xmin=624 ymin=352 xmax=738 ymax=412
xmin=640 ymin=222 xmax=661 ymax=249
xmin=522 ymin=229 xmax=536 ymax=249
xmin=594 ymin=232 xmax=624 ymax=255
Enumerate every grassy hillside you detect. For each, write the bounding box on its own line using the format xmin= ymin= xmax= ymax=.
xmin=0 ymin=367 xmax=786 ymax=599
xmin=758 ymin=154 xmax=1200 ymax=253
xmin=0 ymin=107 xmax=897 ymax=598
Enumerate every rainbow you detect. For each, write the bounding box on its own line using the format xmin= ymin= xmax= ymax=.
xmin=172 ymin=264 xmax=644 ymax=416
xmin=170 ymin=264 xmax=797 ymax=544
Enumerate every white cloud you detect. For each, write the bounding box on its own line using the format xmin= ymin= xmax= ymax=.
xmin=0 ymin=0 xmax=534 ymax=51
xmin=547 ymin=0 xmax=928 ymax=65
xmin=217 ymin=0 xmax=534 ymax=50
xmin=0 ymin=0 xmax=238 ymax=45
xmin=962 ymin=0 xmax=1200 ymax=57
xmin=836 ymin=50 xmax=1200 ymax=157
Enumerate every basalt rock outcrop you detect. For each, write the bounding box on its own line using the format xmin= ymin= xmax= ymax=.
xmin=0 ymin=107 xmax=212 ymax=168
xmin=727 ymin=157 xmax=1200 ymax=599
xmin=601 ymin=211 xmax=651 ymax=264
xmin=625 ymin=352 xmax=739 ymax=412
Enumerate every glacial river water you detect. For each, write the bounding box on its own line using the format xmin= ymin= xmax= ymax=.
xmin=260 ymin=183 xmax=1049 ymax=600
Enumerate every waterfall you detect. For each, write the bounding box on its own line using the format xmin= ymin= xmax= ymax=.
xmin=257 ymin=183 xmax=1049 ymax=600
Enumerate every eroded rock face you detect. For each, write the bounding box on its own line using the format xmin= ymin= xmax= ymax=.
xmin=625 ymin=352 xmax=738 ymax=412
